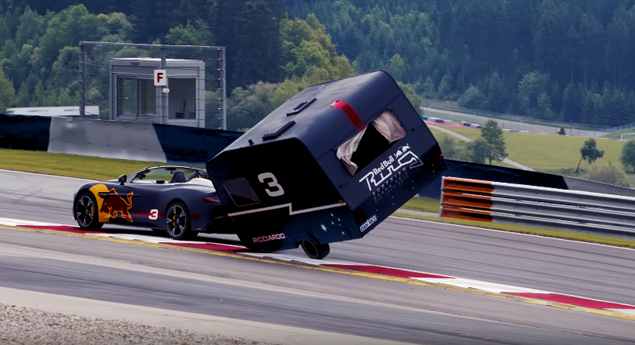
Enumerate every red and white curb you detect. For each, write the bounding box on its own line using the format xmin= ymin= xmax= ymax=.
xmin=2 ymin=218 xmax=635 ymax=317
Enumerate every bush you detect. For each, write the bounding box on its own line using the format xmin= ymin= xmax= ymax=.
xmin=458 ymin=85 xmax=486 ymax=109
xmin=438 ymin=136 xmax=473 ymax=162
xmin=469 ymin=138 xmax=492 ymax=164
xmin=585 ymin=161 xmax=629 ymax=187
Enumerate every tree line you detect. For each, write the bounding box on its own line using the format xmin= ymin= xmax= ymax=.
xmin=0 ymin=0 xmax=634 ymax=129
xmin=290 ymin=0 xmax=635 ymax=127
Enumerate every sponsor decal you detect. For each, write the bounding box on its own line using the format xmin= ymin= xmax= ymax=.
xmin=253 ymin=233 xmax=286 ymax=243
xmin=359 ymin=144 xmax=423 ymax=191
xmin=99 ymin=188 xmax=134 ymax=223
xmin=359 ymin=214 xmax=378 ymax=232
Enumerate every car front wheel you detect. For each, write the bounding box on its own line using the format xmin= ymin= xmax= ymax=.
xmin=75 ymin=192 xmax=103 ymax=230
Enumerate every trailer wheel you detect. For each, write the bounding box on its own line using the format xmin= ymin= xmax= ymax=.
xmin=301 ymin=240 xmax=330 ymax=260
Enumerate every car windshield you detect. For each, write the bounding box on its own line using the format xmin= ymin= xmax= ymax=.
xmin=130 ymin=167 xmax=207 ymax=184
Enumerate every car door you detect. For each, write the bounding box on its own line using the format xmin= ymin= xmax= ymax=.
xmin=126 ymin=167 xmax=172 ymax=225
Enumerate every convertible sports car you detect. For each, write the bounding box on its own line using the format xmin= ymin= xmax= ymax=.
xmin=72 ymin=165 xmax=229 ymax=240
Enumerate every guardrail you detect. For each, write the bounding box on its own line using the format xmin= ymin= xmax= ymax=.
xmin=439 ymin=176 xmax=635 ymax=236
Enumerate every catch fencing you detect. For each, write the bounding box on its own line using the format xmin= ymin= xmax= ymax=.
xmin=439 ymin=176 xmax=635 ymax=236
xmin=423 ymin=100 xmax=635 ymax=135
xmin=78 ymin=41 xmax=227 ymax=129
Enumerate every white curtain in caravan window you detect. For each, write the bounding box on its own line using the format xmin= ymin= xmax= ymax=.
xmin=336 ymin=126 xmax=367 ymax=175
xmin=336 ymin=110 xmax=407 ymax=175
xmin=373 ymin=110 xmax=407 ymax=143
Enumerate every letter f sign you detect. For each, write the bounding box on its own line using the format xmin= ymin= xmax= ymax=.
xmin=154 ymin=69 xmax=167 ymax=86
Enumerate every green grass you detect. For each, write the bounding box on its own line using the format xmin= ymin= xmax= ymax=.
xmin=428 ymin=126 xmax=517 ymax=169
xmin=0 ymin=148 xmax=173 ymax=180
xmin=393 ymin=212 xmax=635 ymax=249
xmin=401 ymin=197 xmax=440 ymax=213
xmin=430 ymin=124 xmax=629 ymax=172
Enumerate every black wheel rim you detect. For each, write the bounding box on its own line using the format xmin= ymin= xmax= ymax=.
xmin=76 ymin=195 xmax=94 ymax=228
xmin=166 ymin=204 xmax=187 ymax=238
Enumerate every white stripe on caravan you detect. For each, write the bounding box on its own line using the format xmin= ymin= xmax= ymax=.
xmin=227 ymin=202 xmax=347 ymax=217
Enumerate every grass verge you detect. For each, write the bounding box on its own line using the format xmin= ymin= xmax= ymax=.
xmin=428 ymin=126 xmax=517 ymax=169
xmin=401 ymin=197 xmax=440 ymax=214
xmin=435 ymin=125 xmax=627 ymax=172
xmin=393 ymin=212 xmax=635 ymax=249
xmin=0 ymin=148 xmax=170 ymax=181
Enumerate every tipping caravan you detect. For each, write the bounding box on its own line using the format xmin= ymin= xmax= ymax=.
xmin=207 ymin=71 xmax=446 ymax=259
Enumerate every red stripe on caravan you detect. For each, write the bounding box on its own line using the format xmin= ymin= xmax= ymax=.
xmin=331 ymin=100 xmax=364 ymax=129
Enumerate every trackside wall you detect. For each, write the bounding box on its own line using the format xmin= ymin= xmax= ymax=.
xmin=48 ymin=117 xmax=167 ymax=162
xmin=0 ymin=114 xmax=242 ymax=166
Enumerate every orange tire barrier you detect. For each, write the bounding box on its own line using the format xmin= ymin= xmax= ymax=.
xmin=442 ymin=177 xmax=494 ymax=195
xmin=440 ymin=207 xmax=493 ymax=222
xmin=441 ymin=191 xmax=493 ymax=210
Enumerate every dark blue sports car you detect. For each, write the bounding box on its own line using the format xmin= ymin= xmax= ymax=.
xmin=72 ymin=165 xmax=229 ymax=240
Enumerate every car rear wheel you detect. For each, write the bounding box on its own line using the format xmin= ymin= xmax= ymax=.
xmin=165 ymin=202 xmax=198 ymax=240
xmin=75 ymin=192 xmax=103 ymax=230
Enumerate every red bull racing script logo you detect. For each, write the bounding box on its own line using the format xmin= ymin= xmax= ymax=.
xmin=359 ymin=144 xmax=423 ymax=191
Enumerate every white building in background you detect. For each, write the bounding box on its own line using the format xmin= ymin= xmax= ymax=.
xmin=6 ymin=106 xmax=100 ymax=117
xmin=108 ymin=57 xmax=206 ymax=128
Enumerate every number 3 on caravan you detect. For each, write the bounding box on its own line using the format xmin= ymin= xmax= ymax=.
xmin=258 ymin=172 xmax=285 ymax=197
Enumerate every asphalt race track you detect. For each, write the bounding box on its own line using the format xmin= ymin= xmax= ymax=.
xmin=0 ymin=169 xmax=634 ymax=344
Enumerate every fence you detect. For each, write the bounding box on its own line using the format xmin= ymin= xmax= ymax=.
xmin=79 ymin=41 xmax=227 ymax=130
xmin=423 ymin=100 xmax=635 ymax=136
xmin=439 ymin=176 xmax=635 ymax=236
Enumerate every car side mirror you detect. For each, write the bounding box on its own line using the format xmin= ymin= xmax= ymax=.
xmin=118 ymin=175 xmax=127 ymax=185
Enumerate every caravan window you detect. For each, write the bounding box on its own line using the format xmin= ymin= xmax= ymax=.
xmin=336 ymin=110 xmax=406 ymax=175
xmin=223 ymin=178 xmax=261 ymax=207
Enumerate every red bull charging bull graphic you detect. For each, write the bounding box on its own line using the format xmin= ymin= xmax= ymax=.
xmin=88 ymin=184 xmax=134 ymax=223
xmin=99 ymin=189 xmax=134 ymax=222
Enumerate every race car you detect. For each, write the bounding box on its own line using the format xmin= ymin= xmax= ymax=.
xmin=72 ymin=165 xmax=229 ymax=240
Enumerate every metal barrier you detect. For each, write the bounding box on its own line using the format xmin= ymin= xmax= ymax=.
xmin=47 ymin=117 xmax=167 ymax=162
xmin=439 ymin=176 xmax=635 ymax=236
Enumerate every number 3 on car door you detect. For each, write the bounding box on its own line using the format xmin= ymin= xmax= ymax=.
xmin=258 ymin=172 xmax=285 ymax=197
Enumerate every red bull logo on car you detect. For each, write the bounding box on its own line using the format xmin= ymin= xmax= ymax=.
xmin=88 ymin=184 xmax=134 ymax=223
xmin=99 ymin=189 xmax=134 ymax=222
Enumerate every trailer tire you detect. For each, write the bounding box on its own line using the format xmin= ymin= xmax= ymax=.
xmin=301 ymin=240 xmax=330 ymax=260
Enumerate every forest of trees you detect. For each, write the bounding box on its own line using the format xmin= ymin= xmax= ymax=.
xmin=0 ymin=0 xmax=634 ymax=130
